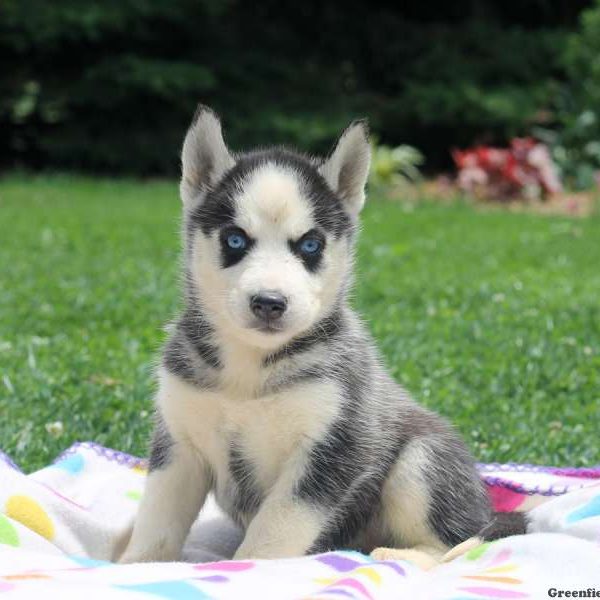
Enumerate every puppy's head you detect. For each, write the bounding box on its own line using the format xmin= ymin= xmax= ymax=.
xmin=181 ymin=105 xmax=370 ymax=349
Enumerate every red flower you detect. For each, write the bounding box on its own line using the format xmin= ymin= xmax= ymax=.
xmin=452 ymin=138 xmax=562 ymax=200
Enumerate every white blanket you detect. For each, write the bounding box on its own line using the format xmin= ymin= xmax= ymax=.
xmin=1 ymin=442 xmax=599 ymax=598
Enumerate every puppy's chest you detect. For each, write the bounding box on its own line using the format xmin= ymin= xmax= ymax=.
xmin=161 ymin=372 xmax=340 ymax=519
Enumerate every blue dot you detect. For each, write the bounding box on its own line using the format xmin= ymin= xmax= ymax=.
xmin=567 ymin=494 xmax=600 ymax=524
xmin=55 ymin=454 xmax=84 ymax=474
xmin=116 ymin=581 xmax=209 ymax=599
xmin=69 ymin=556 xmax=110 ymax=567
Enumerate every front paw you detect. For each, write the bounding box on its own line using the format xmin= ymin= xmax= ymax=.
xmin=370 ymin=547 xmax=440 ymax=571
xmin=120 ymin=537 xmax=182 ymax=564
xmin=233 ymin=540 xmax=301 ymax=560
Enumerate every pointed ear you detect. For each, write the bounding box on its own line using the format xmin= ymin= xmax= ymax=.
xmin=180 ymin=105 xmax=235 ymax=206
xmin=319 ymin=120 xmax=371 ymax=216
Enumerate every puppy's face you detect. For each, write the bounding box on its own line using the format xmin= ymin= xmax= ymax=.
xmin=180 ymin=107 xmax=371 ymax=350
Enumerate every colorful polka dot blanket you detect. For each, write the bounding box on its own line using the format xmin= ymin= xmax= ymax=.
xmin=1 ymin=442 xmax=599 ymax=598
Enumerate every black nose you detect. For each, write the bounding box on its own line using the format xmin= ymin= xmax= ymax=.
xmin=250 ymin=292 xmax=287 ymax=321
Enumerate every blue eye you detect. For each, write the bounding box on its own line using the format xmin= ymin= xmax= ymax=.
xmin=226 ymin=233 xmax=247 ymax=250
xmin=300 ymin=238 xmax=321 ymax=254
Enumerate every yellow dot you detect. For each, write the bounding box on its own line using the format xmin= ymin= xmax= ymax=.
xmin=5 ymin=496 xmax=55 ymax=541
xmin=5 ymin=574 xmax=51 ymax=581
xmin=314 ymin=577 xmax=336 ymax=585
xmin=355 ymin=566 xmax=382 ymax=585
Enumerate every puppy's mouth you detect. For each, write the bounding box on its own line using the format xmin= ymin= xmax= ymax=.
xmin=250 ymin=320 xmax=286 ymax=334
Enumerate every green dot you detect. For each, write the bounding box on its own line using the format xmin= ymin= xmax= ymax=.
xmin=465 ymin=541 xmax=491 ymax=560
xmin=0 ymin=514 xmax=20 ymax=547
xmin=126 ymin=490 xmax=142 ymax=501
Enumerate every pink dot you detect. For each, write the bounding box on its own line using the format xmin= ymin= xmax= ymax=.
xmin=194 ymin=560 xmax=255 ymax=572
xmin=488 ymin=548 xmax=512 ymax=567
xmin=487 ymin=486 xmax=526 ymax=512
xmin=327 ymin=578 xmax=374 ymax=600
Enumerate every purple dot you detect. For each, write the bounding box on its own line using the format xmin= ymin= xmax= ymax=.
xmin=195 ymin=575 xmax=229 ymax=583
xmin=375 ymin=561 xmax=406 ymax=576
xmin=317 ymin=554 xmax=363 ymax=572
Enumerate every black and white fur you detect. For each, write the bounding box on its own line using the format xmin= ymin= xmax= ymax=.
xmin=121 ymin=106 xmax=497 ymax=563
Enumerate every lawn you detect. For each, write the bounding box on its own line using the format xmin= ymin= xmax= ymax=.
xmin=1 ymin=174 xmax=599 ymax=472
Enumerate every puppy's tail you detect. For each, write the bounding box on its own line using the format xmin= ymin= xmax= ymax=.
xmin=373 ymin=513 xmax=529 ymax=566
xmin=479 ymin=511 xmax=528 ymax=541
xmin=439 ymin=512 xmax=528 ymax=565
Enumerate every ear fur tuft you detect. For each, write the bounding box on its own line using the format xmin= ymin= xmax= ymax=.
xmin=319 ymin=120 xmax=371 ymax=216
xmin=180 ymin=105 xmax=235 ymax=206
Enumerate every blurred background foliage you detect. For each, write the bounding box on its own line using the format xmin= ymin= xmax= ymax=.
xmin=1 ymin=0 xmax=600 ymax=182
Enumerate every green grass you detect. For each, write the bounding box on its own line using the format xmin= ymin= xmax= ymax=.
xmin=1 ymin=174 xmax=599 ymax=472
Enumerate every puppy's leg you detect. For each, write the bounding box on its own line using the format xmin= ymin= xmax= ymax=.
xmin=375 ymin=436 xmax=490 ymax=567
xmin=120 ymin=437 xmax=210 ymax=563
xmin=234 ymin=495 xmax=325 ymax=560
xmin=233 ymin=458 xmax=326 ymax=560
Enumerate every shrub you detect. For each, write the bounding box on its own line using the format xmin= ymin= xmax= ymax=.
xmin=0 ymin=0 xmax=583 ymax=174
xmin=369 ymin=143 xmax=424 ymax=194
xmin=539 ymin=0 xmax=600 ymax=189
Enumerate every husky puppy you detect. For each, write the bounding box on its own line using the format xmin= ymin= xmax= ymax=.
xmin=121 ymin=106 xmax=503 ymax=563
